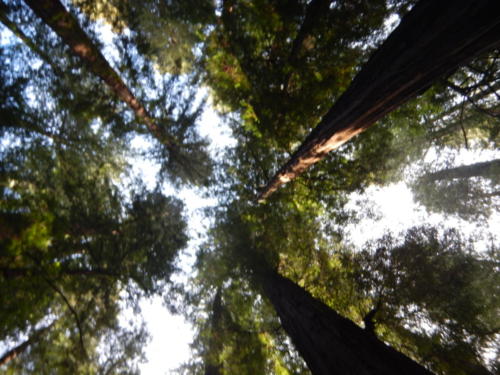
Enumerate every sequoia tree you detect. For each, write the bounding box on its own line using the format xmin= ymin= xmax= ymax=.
xmin=259 ymin=267 xmax=434 ymax=375
xmin=411 ymin=159 xmax=500 ymax=220
xmin=258 ymin=0 xmax=500 ymax=201
xmin=10 ymin=0 xmax=212 ymax=186
xmin=183 ymin=200 xmax=439 ymax=375
xmin=0 ymin=11 xmax=191 ymax=369
xmin=22 ymin=0 xmax=174 ymax=148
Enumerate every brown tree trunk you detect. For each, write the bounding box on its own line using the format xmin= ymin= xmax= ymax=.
xmin=423 ymin=159 xmax=500 ymax=182
xmin=258 ymin=0 xmax=500 ymax=201
xmin=287 ymin=0 xmax=330 ymax=64
xmin=0 ymin=322 xmax=54 ymax=366
xmin=22 ymin=0 xmax=174 ymax=148
xmin=260 ymin=269 xmax=434 ymax=375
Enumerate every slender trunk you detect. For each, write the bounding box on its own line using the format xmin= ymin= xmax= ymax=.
xmin=282 ymin=0 xmax=331 ymax=93
xmin=260 ymin=269 xmax=434 ymax=375
xmin=423 ymin=159 xmax=500 ymax=182
xmin=287 ymin=0 xmax=330 ymax=65
xmin=22 ymin=0 xmax=174 ymax=148
xmin=204 ymin=289 xmax=223 ymax=375
xmin=0 ymin=266 xmax=119 ymax=279
xmin=0 ymin=2 xmax=61 ymax=75
xmin=258 ymin=0 xmax=500 ymax=201
xmin=288 ymin=0 xmax=331 ymax=64
xmin=0 ymin=322 xmax=54 ymax=366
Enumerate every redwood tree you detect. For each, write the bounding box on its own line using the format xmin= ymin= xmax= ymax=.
xmin=422 ymin=159 xmax=500 ymax=182
xmin=22 ymin=0 xmax=174 ymax=148
xmin=259 ymin=268 xmax=435 ymax=375
xmin=258 ymin=0 xmax=500 ymax=201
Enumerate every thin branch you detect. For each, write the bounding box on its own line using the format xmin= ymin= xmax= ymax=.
xmin=447 ymin=81 xmax=500 ymax=118
xmin=43 ymin=277 xmax=88 ymax=359
xmin=459 ymin=99 xmax=469 ymax=149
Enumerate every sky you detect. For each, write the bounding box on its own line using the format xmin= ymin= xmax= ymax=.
xmin=1 ymin=7 xmax=498 ymax=374
xmin=129 ymin=96 xmax=500 ymax=373
xmin=130 ymin=100 xmax=499 ymax=373
xmin=128 ymin=103 xmax=231 ymax=374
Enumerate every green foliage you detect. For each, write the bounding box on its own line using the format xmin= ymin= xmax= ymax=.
xmin=349 ymin=226 xmax=499 ymax=374
xmin=2 ymin=1 xmax=499 ymax=374
xmin=0 ymin=4 xmax=191 ymax=368
xmin=0 ymin=132 xmax=187 ymax=370
xmin=203 ymin=0 xmax=389 ymax=148
xmin=2 ymin=0 xmax=213 ymax=187
xmin=182 ymin=4 xmax=500 ymax=373
xmin=411 ymin=158 xmax=500 ymax=221
xmin=73 ymin=0 xmax=214 ymax=74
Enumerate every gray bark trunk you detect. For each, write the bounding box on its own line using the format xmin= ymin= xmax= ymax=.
xmin=424 ymin=159 xmax=500 ymax=182
xmin=204 ymin=289 xmax=223 ymax=375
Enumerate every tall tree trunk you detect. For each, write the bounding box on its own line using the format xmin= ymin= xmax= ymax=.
xmin=204 ymin=289 xmax=223 ymax=375
xmin=257 ymin=0 xmax=500 ymax=201
xmin=0 ymin=266 xmax=119 ymax=279
xmin=0 ymin=322 xmax=54 ymax=366
xmin=0 ymin=1 xmax=61 ymax=75
xmin=259 ymin=269 xmax=434 ymax=375
xmin=287 ymin=0 xmax=330 ymax=65
xmin=22 ymin=0 xmax=175 ymax=148
xmin=423 ymin=159 xmax=500 ymax=182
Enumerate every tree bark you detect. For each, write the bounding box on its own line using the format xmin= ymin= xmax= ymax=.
xmin=0 ymin=1 xmax=62 ymax=75
xmin=204 ymin=289 xmax=223 ymax=375
xmin=22 ymin=0 xmax=174 ymax=148
xmin=260 ymin=269 xmax=434 ymax=375
xmin=0 ymin=322 xmax=54 ymax=366
xmin=0 ymin=266 xmax=119 ymax=279
xmin=257 ymin=0 xmax=500 ymax=201
xmin=423 ymin=159 xmax=500 ymax=182
xmin=287 ymin=0 xmax=330 ymax=64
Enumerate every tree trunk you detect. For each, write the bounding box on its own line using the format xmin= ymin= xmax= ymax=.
xmin=22 ymin=0 xmax=174 ymax=148
xmin=287 ymin=0 xmax=330 ymax=64
xmin=423 ymin=159 xmax=500 ymax=182
xmin=204 ymin=289 xmax=223 ymax=375
xmin=0 ymin=322 xmax=54 ymax=366
xmin=0 ymin=266 xmax=119 ymax=279
xmin=258 ymin=0 xmax=500 ymax=201
xmin=260 ymin=269 xmax=434 ymax=375
xmin=0 ymin=2 xmax=61 ymax=75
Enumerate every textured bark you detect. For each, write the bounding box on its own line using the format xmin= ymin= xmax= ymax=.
xmin=423 ymin=159 xmax=500 ymax=182
xmin=23 ymin=0 xmax=174 ymax=148
xmin=258 ymin=0 xmax=500 ymax=201
xmin=260 ymin=270 xmax=434 ymax=375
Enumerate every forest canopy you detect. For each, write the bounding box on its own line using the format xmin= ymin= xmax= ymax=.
xmin=1 ymin=0 xmax=499 ymax=374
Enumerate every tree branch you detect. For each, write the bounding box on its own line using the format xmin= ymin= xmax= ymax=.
xmin=43 ymin=277 xmax=88 ymax=359
xmin=0 ymin=321 xmax=55 ymax=366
